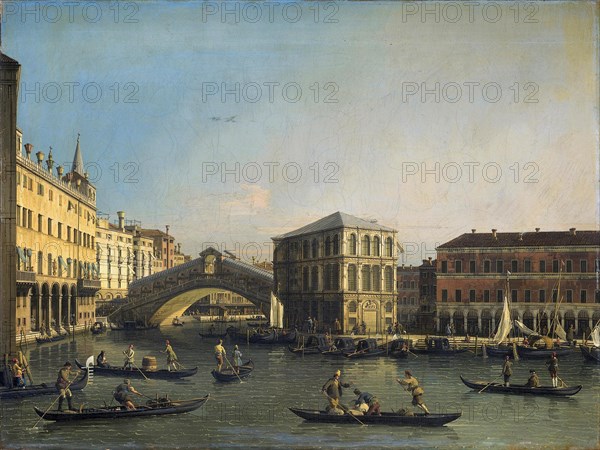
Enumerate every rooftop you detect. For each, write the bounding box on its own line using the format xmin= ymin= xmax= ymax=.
xmin=437 ymin=229 xmax=600 ymax=249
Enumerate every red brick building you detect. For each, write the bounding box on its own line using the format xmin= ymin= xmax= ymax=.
xmin=397 ymin=265 xmax=420 ymax=327
xmin=435 ymin=228 xmax=600 ymax=337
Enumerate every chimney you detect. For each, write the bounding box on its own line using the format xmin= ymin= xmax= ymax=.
xmin=491 ymin=229 xmax=497 ymax=239
xmin=35 ymin=150 xmax=44 ymax=165
xmin=569 ymin=228 xmax=576 ymax=236
xmin=56 ymin=165 xmax=64 ymax=178
xmin=117 ymin=211 xmax=126 ymax=231
xmin=471 ymin=229 xmax=476 ymax=234
xmin=24 ymin=143 xmax=33 ymax=159
xmin=518 ymin=232 xmax=523 ymax=241
xmin=535 ymin=228 xmax=540 ymax=233
xmin=428 ymin=257 xmax=432 ymax=265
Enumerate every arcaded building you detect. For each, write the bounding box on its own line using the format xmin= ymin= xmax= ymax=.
xmin=435 ymin=228 xmax=600 ymax=337
xmin=272 ymin=212 xmax=398 ymax=333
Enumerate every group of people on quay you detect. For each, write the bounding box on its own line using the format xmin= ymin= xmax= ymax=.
xmin=319 ymin=368 xmax=430 ymax=417
xmin=501 ymin=352 xmax=563 ymax=388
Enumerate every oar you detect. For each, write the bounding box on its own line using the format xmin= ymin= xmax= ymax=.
xmin=557 ymin=376 xmax=568 ymax=388
xmin=30 ymin=373 xmax=80 ymax=429
xmin=222 ymin=354 xmax=244 ymax=383
xmin=478 ymin=375 xmax=503 ymax=393
xmin=407 ymin=349 xmax=419 ymax=358
xmin=131 ymin=363 xmax=150 ymax=381
xmin=321 ymin=391 xmax=366 ymax=426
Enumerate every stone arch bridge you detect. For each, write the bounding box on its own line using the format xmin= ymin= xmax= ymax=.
xmin=108 ymin=248 xmax=274 ymax=327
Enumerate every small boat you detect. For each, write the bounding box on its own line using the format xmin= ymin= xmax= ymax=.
xmin=211 ymin=360 xmax=254 ymax=382
xmin=460 ymin=376 xmax=582 ymax=396
xmin=277 ymin=328 xmax=298 ymax=344
xmin=483 ymin=344 xmax=514 ymax=358
xmin=386 ymin=339 xmax=412 ymax=359
xmin=344 ymin=338 xmax=386 ymax=359
xmin=199 ymin=331 xmax=228 ymax=339
xmin=516 ymin=345 xmax=573 ymax=359
xmin=109 ymin=322 xmax=158 ymax=331
xmin=412 ymin=337 xmax=468 ymax=355
xmin=580 ymin=345 xmax=600 ymax=363
xmin=288 ymin=408 xmax=461 ymax=426
xmin=34 ymin=395 xmax=209 ymax=422
xmin=90 ymin=322 xmax=106 ymax=335
xmin=321 ymin=337 xmax=356 ymax=356
xmin=0 ymin=369 xmax=89 ymax=399
xmin=36 ymin=334 xmax=67 ymax=344
xmin=288 ymin=335 xmax=330 ymax=355
xmin=74 ymin=359 xmax=198 ymax=380
xmin=172 ymin=318 xmax=184 ymax=327
xmin=249 ymin=329 xmax=277 ymax=344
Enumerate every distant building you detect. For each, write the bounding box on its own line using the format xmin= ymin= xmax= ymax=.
xmin=136 ymin=228 xmax=176 ymax=272
xmin=396 ymin=265 xmax=419 ymax=328
xmin=273 ymin=211 xmax=398 ymax=333
xmin=173 ymin=243 xmax=192 ymax=267
xmin=417 ymin=257 xmax=437 ymax=332
xmin=436 ymin=228 xmax=600 ymax=337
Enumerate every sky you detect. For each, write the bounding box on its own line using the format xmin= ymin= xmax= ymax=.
xmin=3 ymin=1 xmax=598 ymax=265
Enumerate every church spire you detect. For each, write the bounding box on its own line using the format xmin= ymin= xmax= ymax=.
xmin=71 ymin=133 xmax=84 ymax=175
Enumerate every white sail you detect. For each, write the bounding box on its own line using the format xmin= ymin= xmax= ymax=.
xmin=515 ymin=320 xmax=538 ymax=336
xmin=591 ymin=325 xmax=600 ymax=348
xmin=270 ymin=292 xmax=284 ymax=329
xmin=554 ymin=321 xmax=567 ymax=340
xmin=492 ymin=296 xmax=512 ymax=344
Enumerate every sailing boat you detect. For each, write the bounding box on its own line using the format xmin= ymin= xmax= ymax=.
xmin=516 ymin=263 xmax=572 ymax=359
xmin=484 ymin=273 xmax=518 ymax=358
xmin=580 ymin=322 xmax=600 ymax=362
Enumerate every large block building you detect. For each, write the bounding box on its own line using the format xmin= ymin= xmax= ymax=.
xmin=273 ymin=212 xmax=398 ymax=333
xmin=435 ymin=228 xmax=600 ymax=337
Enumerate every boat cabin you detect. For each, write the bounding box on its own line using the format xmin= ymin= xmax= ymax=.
xmin=426 ymin=337 xmax=451 ymax=351
xmin=355 ymin=338 xmax=379 ymax=352
xmin=389 ymin=338 xmax=412 ymax=352
xmin=305 ymin=334 xmax=329 ymax=349
xmin=332 ymin=337 xmax=356 ymax=352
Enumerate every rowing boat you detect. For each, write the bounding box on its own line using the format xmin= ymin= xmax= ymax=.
xmin=0 ymin=370 xmax=89 ymax=399
xmin=74 ymin=359 xmax=197 ymax=380
xmin=580 ymin=345 xmax=600 ymax=363
xmin=460 ymin=376 xmax=581 ymax=396
xmin=211 ymin=360 xmax=254 ymax=382
xmin=34 ymin=395 xmax=209 ymax=422
xmin=288 ymin=408 xmax=461 ymax=426
xmin=343 ymin=339 xmax=386 ymax=358
xmin=515 ymin=345 xmax=573 ymax=359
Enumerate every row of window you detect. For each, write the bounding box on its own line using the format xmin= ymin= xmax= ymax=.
xmin=440 ymin=258 xmax=598 ymax=274
xmin=17 ymin=251 xmax=94 ymax=279
xmin=288 ymin=234 xmax=395 ymax=259
xmin=400 ymin=297 xmax=417 ymax=305
xmin=347 ymin=301 xmax=394 ymax=313
xmin=441 ymin=288 xmax=600 ymax=303
xmin=289 ymin=264 xmax=395 ymax=292
xmin=16 ymin=205 xmax=95 ymax=249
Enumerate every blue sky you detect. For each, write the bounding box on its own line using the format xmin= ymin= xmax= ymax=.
xmin=4 ymin=1 xmax=598 ymax=264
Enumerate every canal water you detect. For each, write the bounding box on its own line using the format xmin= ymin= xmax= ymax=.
xmin=1 ymin=322 xmax=598 ymax=449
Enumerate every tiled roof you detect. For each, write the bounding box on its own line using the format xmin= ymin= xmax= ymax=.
xmin=273 ymin=211 xmax=396 ymax=240
xmin=437 ymin=230 xmax=600 ymax=249
xmin=0 ymin=52 xmax=19 ymax=65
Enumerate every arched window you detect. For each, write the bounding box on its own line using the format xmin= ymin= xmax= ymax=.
xmin=332 ymin=264 xmax=340 ymax=290
xmin=325 ymin=236 xmax=331 ymax=256
xmin=362 ymin=236 xmax=371 ymax=256
xmin=385 ymin=301 xmax=393 ymax=313
xmin=333 ymin=235 xmax=339 ymax=255
xmin=361 ymin=265 xmax=371 ymax=291
xmin=311 ymin=239 xmax=318 ymax=258
xmin=349 ymin=234 xmax=357 ymax=255
xmin=302 ymin=240 xmax=310 ymax=259
xmin=348 ymin=301 xmax=357 ymax=313
xmin=384 ymin=266 xmax=393 ymax=292
xmin=348 ymin=264 xmax=357 ymax=291
xmin=372 ymin=266 xmax=381 ymax=291
xmin=373 ymin=236 xmax=380 ymax=256
xmin=311 ymin=266 xmax=319 ymax=291
xmin=302 ymin=266 xmax=309 ymax=291
xmin=385 ymin=237 xmax=393 ymax=257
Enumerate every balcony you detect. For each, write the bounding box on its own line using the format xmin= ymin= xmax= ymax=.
xmin=17 ymin=271 xmax=36 ymax=284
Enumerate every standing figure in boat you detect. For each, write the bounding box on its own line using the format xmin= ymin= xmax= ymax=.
xmin=397 ymin=370 xmax=430 ymax=415
xmin=11 ymin=359 xmax=25 ymax=387
xmin=526 ymin=369 xmax=540 ymax=387
xmin=162 ymin=340 xmax=178 ymax=371
xmin=122 ymin=344 xmax=135 ymax=370
xmin=214 ymin=339 xmax=226 ymax=372
xmin=55 ymin=362 xmax=77 ymax=411
xmin=502 ymin=356 xmax=513 ymax=387
xmin=321 ymin=370 xmax=351 ymax=414
xmin=546 ymin=352 xmax=559 ymax=387
xmin=233 ymin=345 xmax=243 ymax=371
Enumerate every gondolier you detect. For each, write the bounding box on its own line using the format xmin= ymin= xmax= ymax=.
xmin=321 ymin=370 xmax=351 ymax=414
xmin=397 ymin=370 xmax=430 ymax=415
xmin=55 ymin=362 xmax=77 ymax=411
xmin=162 ymin=340 xmax=178 ymax=371
xmin=214 ymin=339 xmax=226 ymax=372
xmin=546 ymin=352 xmax=559 ymax=387
xmin=122 ymin=344 xmax=135 ymax=370
xmin=502 ymin=356 xmax=513 ymax=387
xmin=113 ymin=379 xmax=143 ymax=410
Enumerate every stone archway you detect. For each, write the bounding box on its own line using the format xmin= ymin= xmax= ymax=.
xmin=362 ymin=299 xmax=379 ymax=333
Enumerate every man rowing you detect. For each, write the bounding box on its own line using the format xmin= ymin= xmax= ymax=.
xmin=55 ymin=362 xmax=78 ymax=412
xmin=353 ymin=389 xmax=381 ymax=416
xmin=214 ymin=339 xmax=226 ymax=372
xmin=526 ymin=369 xmax=540 ymax=388
xmin=321 ymin=370 xmax=352 ymax=415
xmin=122 ymin=344 xmax=135 ymax=370
xmin=114 ymin=379 xmax=144 ymax=410
xmin=397 ymin=370 xmax=430 ymax=415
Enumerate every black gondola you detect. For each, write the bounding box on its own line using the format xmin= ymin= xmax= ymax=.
xmin=277 ymin=328 xmax=298 ymax=344
xmin=321 ymin=337 xmax=356 ymax=356
xmin=90 ymin=322 xmax=106 ymax=335
xmin=288 ymin=408 xmax=461 ymax=426
xmin=199 ymin=331 xmax=228 ymax=339
xmin=288 ymin=335 xmax=330 ymax=355
xmin=34 ymin=395 xmax=209 ymax=422
xmin=344 ymin=338 xmax=386 ymax=358
xmin=249 ymin=329 xmax=277 ymax=344
xmin=412 ymin=337 xmax=468 ymax=355
xmin=0 ymin=369 xmax=89 ymax=399
xmin=516 ymin=345 xmax=573 ymax=359
xmin=211 ymin=360 xmax=254 ymax=382
xmin=483 ymin=344 xmax=514 ymax=358
xmin=460 ymin=376 xmax=581 ymax=396
xmin=580 ymin=345 xmax=600 ymax=362
xmin=386 ymin=339 xmax=412 ymax=358
xmin=36 ymin=334 xmax=67 ymax=344
xmin=74 ymin=359 xmax=197 ymax=380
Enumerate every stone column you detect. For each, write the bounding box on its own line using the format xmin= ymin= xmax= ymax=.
xmin=463 ymin=315 xmax=468 ymax=334
xmin=477 ymin=310 xmax=482 ymax=332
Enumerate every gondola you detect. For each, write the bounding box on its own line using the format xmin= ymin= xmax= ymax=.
xmin=90 ymin=322 xmax=106 ymax=335
xmin=321 ymin=337 xmax=356 ymax=356
xmin=211 ymin=360 xmax=254 ymax=382
xmin=34 ymin=395 xmax=209 ymax=422
xmin=516 ymin=345 xmax=573 ymax=359
xmin=580 ymin=345 xmax=600 ymax=363
xmin=288 ymin=408 xmax=461 ymax=426
xmin=386 ymin=339 xmax=412 ymax=359
xmin=36 ymin=334 xmax=67 ymax=344
xmin=249 ymin=329 xmax=277 ymax=344
xmin=344 ymin=338 xmax=386 ymax=358
xmin=412 ymin=337 xmax=468 ymax=355
xmin=277 ymin=328 xmax=298 ymax=344
xmin=460 ymin=376 xmax=582 ymax=396
xmin=483 ymin=344 xmax=514 ymax=358
xmin=74 ymin=359 xmax=197 ymax=380
xmin=288 ymin=335 xmax=330 ymax=355
xmin=199 ymin=331 xmax=228 ymax=339
xmin=0 ymin=369 xmax=89 ymax=399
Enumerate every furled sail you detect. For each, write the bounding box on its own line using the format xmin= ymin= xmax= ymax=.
xmin=515 ymin=320 xmax=538 ymax=336
xmin=270 ymin=292 xmax=284 ymax=329
xmin=492 ymin=296 xmax=512 ymax=344
xmin=591 ymin=325 xmax=600 ymax=348
xmin=554 ymin=321 xmax=567 ymax=341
